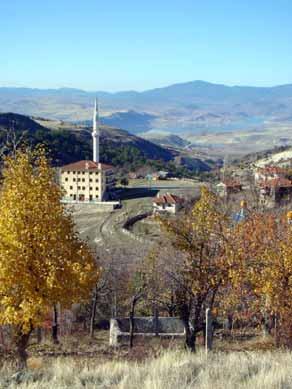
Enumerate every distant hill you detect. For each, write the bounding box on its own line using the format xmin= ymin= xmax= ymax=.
xmin=0 ymin=113 xmax=217 ymax=175
xmin=0 ymin=113 xmax=176 ymax=169
xmin=141 ymin=132 xmax=190 ymax=148
xmin=237 ymin=146 xmax=292 ymax=168
xmin=101 ymin=110 xmax=157 ymax=134
xmin=79 ymin=110 xmax=157 ymax=135
xmin=2 ymin=81 xmax=292 ymax=137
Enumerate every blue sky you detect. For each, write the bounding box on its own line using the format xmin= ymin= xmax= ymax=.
xmin=1 ymin=0 xmax=292 ymax=91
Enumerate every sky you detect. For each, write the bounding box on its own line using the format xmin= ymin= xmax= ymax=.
xmin=1 ymin=0 xmax=292 ymax=91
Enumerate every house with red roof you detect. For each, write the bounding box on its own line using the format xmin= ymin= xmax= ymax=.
xmin=216 ymin=179 xmax=242 ymax=197
xmin=255 ymin=166 xmax=287 ymax=183
xmin=153 ymin=193 xmax=184 ymax=214
xmin=259 ymin=177 xmax=292 ymax=207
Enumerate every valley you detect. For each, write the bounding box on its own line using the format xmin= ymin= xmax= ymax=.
xmin=2 ymin=80 xmax=292 ymax=158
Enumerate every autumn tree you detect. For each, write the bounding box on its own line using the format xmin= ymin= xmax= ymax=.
xmin=0 ymin=149 xmax=98 ymax=368
xmin=231 ymin=210 xmax=292 ymax=345
xmin=159 ymin=186 xmax=232 ymax=351
xmin=142 ymin=248 xmax=179 ymax=318
xmin=126 ymin=266 xmax=148 ymax=348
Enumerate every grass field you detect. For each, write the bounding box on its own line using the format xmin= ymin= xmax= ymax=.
xmin=1 ymin=348 xmax=292 ymax=388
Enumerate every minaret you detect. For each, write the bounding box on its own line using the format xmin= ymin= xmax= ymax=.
xmin=92 ymin=98 xmax=100 ymax=163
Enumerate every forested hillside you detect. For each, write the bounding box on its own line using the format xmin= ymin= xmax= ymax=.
xmin=0 ymin=113 xmax=211 ymax=174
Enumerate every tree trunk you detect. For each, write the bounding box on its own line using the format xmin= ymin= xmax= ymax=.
xmin=52 ymin=304 xmax=59 ymax=344
xmin=90 ymin=286 xmax=98 ymax=338
xmin=179 ymin=302 xmax=196 ymax=352
xmin=227 ymin=313 xmax=233 ymax=332
xmin=153 ymin=306 xmax=159 ymax=336
xmin=185 ymin=326 xmax=196 ymax=352
xmin=36 ymin=327 xmax=42 ymax=344
xmin=14 ymin=329 xmax=32 ymax=370
xmin=262 ymin=311 xmax=271 ymax=337
xmin=274 ymin=314 xmax=280 ymax=347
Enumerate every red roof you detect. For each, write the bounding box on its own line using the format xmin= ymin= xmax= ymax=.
xmin=257 ymin=166 xmax=287 ymax=175
xmin=61 ymin=160 xmax=114 ymax=172
xmin=260 ymin=178 xmax=292 ymax=188
xmin=219 ymin=180 xmax=242 ymax=188
xmin=153 ymin=193 xmax=184 ymax=205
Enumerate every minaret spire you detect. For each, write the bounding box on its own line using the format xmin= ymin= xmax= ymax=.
xmin=92 ymin=98 xmax=100 ymax=163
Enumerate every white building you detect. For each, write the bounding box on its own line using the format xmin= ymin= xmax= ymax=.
xmin=60 ymin=100 xmax=116 ymax=203
xmin=60 ymin=160 xmax=115 ymax=202
xmin=152 ymin=193 xmax=184 ymax=214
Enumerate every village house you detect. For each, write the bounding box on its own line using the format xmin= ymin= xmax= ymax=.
xmin=128 ymin=172 xmax=138 ymax=180
xmin=254 ymin=166 xmax=287 ymax=183
xmin=259 ymin=177 xmax=292 ymax=207
xmin=216 ymin=179 xmax=242 ymax=197
xmin=152 ymin=171 xmax=170 ymax=180
xmin=152 ymin=193 xmax=184 ymax=214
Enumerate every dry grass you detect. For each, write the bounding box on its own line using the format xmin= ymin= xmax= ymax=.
xmin=1 ymin=349 xmax=292 ymax=388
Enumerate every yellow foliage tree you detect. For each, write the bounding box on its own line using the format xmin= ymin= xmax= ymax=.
xmin=160 ymin=186 xmax=232 ymax=351
xmin=230 ymin=211 xmax=292 ymax=345
xmin=0 ymin=149 xmax=98 ymax=368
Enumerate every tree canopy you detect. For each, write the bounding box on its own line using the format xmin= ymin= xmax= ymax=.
xmin=0 ymin=148 xmax=98 ymax=367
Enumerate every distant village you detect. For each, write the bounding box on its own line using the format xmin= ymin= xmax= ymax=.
xmin=58 ymin=100 xmax=292 ymax=221
xmin=59 ymin=100 xmax=186 ymax=215
xmin=216 ymin=165 xmax=292 ymax=209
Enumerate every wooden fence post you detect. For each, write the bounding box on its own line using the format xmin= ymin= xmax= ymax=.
xmin=205 ymin=308 xmax=213 ymax=354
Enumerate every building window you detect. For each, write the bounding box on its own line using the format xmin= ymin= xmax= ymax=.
xmin=73 ymin=178 xmax=76 ymax=182
xmin=70 ymin=194 xmax=73 ymax=197
xmin=89 ymin=172 xmax=93 ymax=175
xmin=89 ymin=179 xmax=92 ymax=182
xmin=82 ymin=172 xmax=85 ymax=175
xmin=65 ymin=178 xmax=68 ymax=182
xmin=73 ymin=171 xmax=76 ymax=174
xmin=77 ymin=172 xmax=80 ymax=175
xmin=89 ymin=195 xmax=93 ymax=201
xmin=78 ymin=178 xmax=81 ymax=182
xmin=95 ymin=179 xmax=99 ymax=183
xmin=73 ymin=194 xmax=76 ymax=200
xmin=96 ymin=187 xmax=99 ymax=191
xmin=90 ymin=187 xmax=93 ymax=191
xmin=82 ymin=186 xmax=85 ymax=190
xmin=82 ymin=178 xmax=85 ymax=182
xmin=70 ymin=186 xmax=73 ymax=190
xmin=78 ymin=186 xmax=81 ymax=190
xmin=96 ymin=195 xmax=98 ymax=199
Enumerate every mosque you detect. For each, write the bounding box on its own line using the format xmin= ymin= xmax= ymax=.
xmin=60 ymin=100 xmax=116 ymax=202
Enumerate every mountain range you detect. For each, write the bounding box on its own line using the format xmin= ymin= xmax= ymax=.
xmin=3 ymin=81 xmax=292 ymax=156
xmin=2 ymin=81 xmax=292 ymax=135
